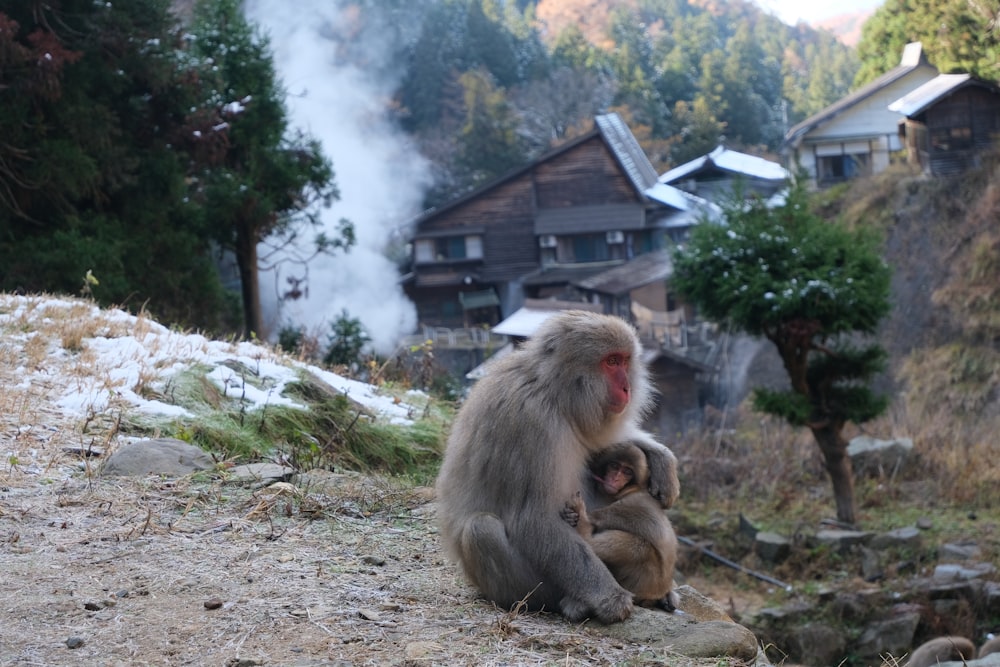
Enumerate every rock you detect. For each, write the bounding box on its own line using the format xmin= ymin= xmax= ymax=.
xmin=753 ymin=600 xmax=815 ymax=624
xmin=65 ymin=637 xmax=85 ymax=649
xmin=673 ymin=585 xmax=734 ymax=622
xmin=100 ymin=438 xmax=214 ymax=477
xmin=853 ymin=610 xmax=920 ymax=662
xmin=847 ymin=435 xmax=913 ymax=476
xmin=784 ymin=622 xmax=847 ymax=667
xmin=938 ymin=657 xmax=1000 ymax=667
xmin=592 ymin=593 xmax=758 ymax=660
xmin=860 ymin=546 xmax=884 ymax=582
xmin=404 ymin=641 xmax=443 ymax=660
xmin=984 ymin=581 xmax=1000 ymax=615
xmin=754 ymin=531 xmax=791 ymax=563
xmin=227 ymin=462 xmax=294 ymax=485
xmin=934 ymin=562 xmax=996 ymax=581
xmin=939 ymin=541 xmax=981 ymax=560
xmin=815 ymin=529 xmax=874 ymax=552
xmin=870 ymin=526 xmax=922 ymax=550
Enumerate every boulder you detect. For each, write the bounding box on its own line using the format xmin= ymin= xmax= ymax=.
xmin=853 ymin=610 xmax=921 ymax=662
xmin=591 ymin=587 xmax=759 ymax=660
xmin=848 ymin=435 xmax=913 ymax=476
xmin=755 ymin=531 xmax=791 ymax=563
xmin=100 ymin=438 xmax=214 ymax=477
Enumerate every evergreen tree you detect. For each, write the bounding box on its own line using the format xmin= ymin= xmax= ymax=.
xmin=0 ymin=0 xmax=237 ymax=330
xmin=188 ymin=0 xmax=349 ymax=338
xmin=669 ymin=98 xmax=725 ymax=165
xmin=671 ymin=182 xmax=891 ymax=526
xmin=455 ymin=69 xmax=526 ymax=188
xmin=855 ymin=0 xmax=1000 ymax=85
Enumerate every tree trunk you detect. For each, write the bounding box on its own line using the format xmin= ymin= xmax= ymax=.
xmin=235 ymin=224 xmax=263 ymax=338
xmin=810 ymin=424 xmax=857 ymax=526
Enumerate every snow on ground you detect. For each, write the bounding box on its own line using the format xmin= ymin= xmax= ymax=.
xmin=0 ymin=293 xmax=421 ymax=476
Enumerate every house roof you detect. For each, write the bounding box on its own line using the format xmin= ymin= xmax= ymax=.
xmin=572 ymin=249 xmax=674 ymax=296
xmin=784 ymin=42 xmax=933 ymax=149
xmin=491 ymin=299 xmax=603 ymax=337
xmin=595 ymin=113 xmax=659 ymax=192
xmin=409 ymin=113 xmax=666 ymax=231
xmin=888 ymin=73 xmax=1000 ymax=117
xmin=660 ymin=145 xmax=788 ymax=184
xmin=520 ymin=262 xmax=620 ymax=288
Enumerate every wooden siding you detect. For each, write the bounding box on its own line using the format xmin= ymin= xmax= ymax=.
xmin=534 ymin=138 xmax=639 ymax=208
xmin=904 ymin=87 xmax=1000 ymax=175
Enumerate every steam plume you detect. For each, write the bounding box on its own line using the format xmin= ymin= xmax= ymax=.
xmin=244 ymin=0 xmax=430 ymax=354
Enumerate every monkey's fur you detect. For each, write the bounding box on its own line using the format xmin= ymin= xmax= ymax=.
xmin=563 ymin=442 xmax=680 ymax=612
xmin=905 ymin=636 xmax=976 ymax=667
xmin=436 ymin=311 xmax=680 ymax=624
xmin=981 ymin=637 xmax=1000 ymax=658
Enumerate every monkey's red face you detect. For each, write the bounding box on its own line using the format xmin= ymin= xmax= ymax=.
xmin=602 ymin=352 xmax=631 ymax=414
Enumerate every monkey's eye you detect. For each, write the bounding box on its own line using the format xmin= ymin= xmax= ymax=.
xmin=605 ymin=354 xmax=626 ymax=367
xmin=621 ymin=466 xmax=634 ymax=479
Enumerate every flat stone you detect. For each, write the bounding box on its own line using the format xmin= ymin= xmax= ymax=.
xmin=815 ymin=529 xmax=874 ymax=551
xmin=870 ymin=526 xmax=922 ymax=550
xmin=588 ymin=588 xmax=758 ymax=659
xmin=847 ymin=435 xmax=913 ymax=476
xmin=934 ymin=562 xmax=996 ymax=581
xmin=939 ymin=541 xmax=981 ymax=560
xmin=100 ymin=438 xmax=214 ymax=477
xmin=228 ymin=463 xmax=294 ymax=485
xmin=754 ymin=531 xmax=791 ymax=563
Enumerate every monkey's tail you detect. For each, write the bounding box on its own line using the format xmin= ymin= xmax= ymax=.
xmin=677 ymin=535 xmax=792 ymax=592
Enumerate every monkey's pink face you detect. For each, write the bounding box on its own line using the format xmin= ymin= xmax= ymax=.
xmin=602 ymin=351 xmax=631 ymax=414
xmin=600 ymin=460 xmax=634 ymax=495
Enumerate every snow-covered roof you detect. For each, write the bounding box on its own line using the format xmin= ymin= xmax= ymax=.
xmin=491 ymin=299 xmax=602 ymax=338
xmin=660 ymin=145 xmax=788 ymax=184
xmin=644 ymin=182 xmax=692 ymax=210
xmin=888 ymin=73 xmax=983 ymax=117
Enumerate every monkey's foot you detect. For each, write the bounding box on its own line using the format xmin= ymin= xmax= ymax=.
xmin=652 ymin=590 xmax=681 ymax=613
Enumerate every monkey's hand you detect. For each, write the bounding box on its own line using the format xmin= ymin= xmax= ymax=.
xmin=635 ymin=439 xmax=680 ymax=509
xmin=560 ymin=493 xmax=582 ymax=528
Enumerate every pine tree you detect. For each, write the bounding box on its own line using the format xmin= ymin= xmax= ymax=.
xmin=672 ymin=182 xmax=891 ymax=526
xmin=188 ymin=0 xmax=349 ymax=338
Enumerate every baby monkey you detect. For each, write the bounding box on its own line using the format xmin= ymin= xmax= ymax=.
xmin=563 ymin=441 xmax=680 ymax=612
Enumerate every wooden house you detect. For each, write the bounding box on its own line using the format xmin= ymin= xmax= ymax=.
xmin=783 ymin=42 xmax=938 ymax=188
xmin=889 ymin=73 xmax=1000 ymax=176
xmin=660 ymin=145 xmax=788 ymax=202
xmin=401 ymin=113 xmax=697 ymax=329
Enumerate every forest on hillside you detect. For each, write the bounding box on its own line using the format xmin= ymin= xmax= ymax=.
xmin=379 ymin=0 xmax=859 ymax=206
xmin=2 ymin=0 xmax=999 ymax=341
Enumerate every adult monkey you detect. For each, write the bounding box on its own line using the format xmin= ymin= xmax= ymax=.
xmin=436 ymin=310 xmax=680 ymax=623
xmin=563 ymin=442 xmax=680 ymax=613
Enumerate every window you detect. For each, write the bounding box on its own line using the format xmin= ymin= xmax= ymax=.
xmin=817 ymin=153 xmax=870 ymax=184
xmin=568 ymin=233 xmax=611 ymax=262
xmin=414 ymin=235 xmax=484 ymax=263
xmin=930 ymin=126 xmax=972 ymax=152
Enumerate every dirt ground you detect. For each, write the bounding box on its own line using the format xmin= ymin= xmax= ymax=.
xmin=0 ymin=421 xmax=760 ymax=667
xmin=0 ymin=295 xmax=762 ymax=666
